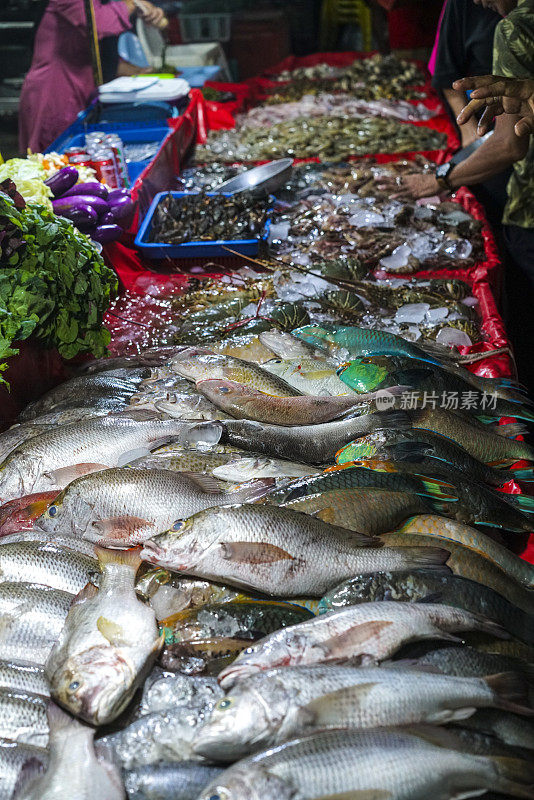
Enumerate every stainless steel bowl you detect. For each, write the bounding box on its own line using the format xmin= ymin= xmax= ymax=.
xmin=215 ymin=158 xmax=293 ymax=197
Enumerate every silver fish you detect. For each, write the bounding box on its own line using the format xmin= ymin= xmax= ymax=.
xmin=194 ymin=665 xmax=532 ymax=761
xmin=218 ymin=601 xmax=507 ymax=689
xmin=197 ymin=728 xmax=534 ymax=800
xmin=123 ymin=762 xmax=223 ymax=800
xmin=0 ymin=541 xmax=99 ymax=594
xmin=16 ymin=703 xmax=124 ymax=800
xmin=0 ymin=414 xmax=217 ymax=503
xmin=141 ymin=504 xmax=448 ymax=597
xmin=46 ymin=548 xmax=163 ymax=726
xmin=36 ymin=468 xmax=271 ymax=547
xmin=0 ymin=582 xmax=72 ymax=666
xmin=0 ymin=689 xmax=49 ymax=747
xmin=0 ymin=738 xmax=48 ymax=800
xmin=0 ymin=660 xmax=49 ymax=697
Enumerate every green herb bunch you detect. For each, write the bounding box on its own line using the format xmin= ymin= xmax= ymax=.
xmin=0 ymin=181 xmax=117 ymax=385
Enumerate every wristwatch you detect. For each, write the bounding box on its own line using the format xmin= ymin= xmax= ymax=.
xmin=435 ymin=161 xmax=455 ymax=192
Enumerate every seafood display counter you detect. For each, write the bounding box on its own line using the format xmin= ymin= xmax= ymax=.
xmin=0 ymin=50 xmax=533 ymax=800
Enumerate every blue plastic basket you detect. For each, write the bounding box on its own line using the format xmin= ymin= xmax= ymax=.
xmin=48 ymin=127 xmax=170 ymax=185
xmin=135 ymin=191 xmax=270 ymax=259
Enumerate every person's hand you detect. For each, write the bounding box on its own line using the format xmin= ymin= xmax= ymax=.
xmin=135 ymin=0 xmax=167 ymax=28
xmin=453 ymin=75 xmax=534 ymax=136
xmin=376 ymin=172 xmax=441 ymax=200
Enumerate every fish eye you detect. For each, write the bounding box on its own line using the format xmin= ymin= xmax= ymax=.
xmin=69 ymin=680 xmax=80 ymax=691
xmin=216 ymin=698 xmax=234 ymax=711
xmin=244 ymin=647 xmax=254 ymax=655
xmin=48 ymin=505 xmax=58 ymax=517
xmin=219 ymin=387 xmax=230 ymax=394
xmin=172 ymin=520 xmax=185 ymax=531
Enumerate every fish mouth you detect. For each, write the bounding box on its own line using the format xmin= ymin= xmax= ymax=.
xmin=218 ymin=662 xmax=258 ymax=690
xmin=140 ymin=540 xmax=167 ymax=563
xmin=192 ymin=728 xmax=243 ymax=761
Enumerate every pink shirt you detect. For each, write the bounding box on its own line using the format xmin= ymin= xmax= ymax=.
xmin=19 ymin=0 xmax=131 ymax=153
xmin=428 ymin=0 xmax=448 ymax=76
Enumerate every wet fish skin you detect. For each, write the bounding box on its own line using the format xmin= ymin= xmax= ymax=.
xmin=453 ymin=708 xmax=534 ymax=751
xmin=390 ymin=644 xmax=534 ymax=684
xmin=45 ymin=548 xmax=163 ymax=726
xmin=36 ymin=467 xmax=270 ymax=547
xmin=380 ymin=530 xmax=534 ymax=616
xmin=336 ymin=427 xmax=531 ymax=487
xmin=18 ymin=369 xmax=150 ymax=422
xmin=218 ymin=601 xmax=508 ymax=689
xmin=409 ymin=406 xmax=534 ymax=463
xmin=0 ymin=541 xmax=99 ymax=594
xmin=194 ymin=665 xmax=532 ymax=761
xmin=16 ymin=703 xmax=124 ymax=800
xmin=0 ymin=660 xmax=49 ymax=697
xmin=160 ymin=600 xmax=314 ymax=674
xmin=259 ymin=330 xmax=328 ymax=361
xmin=262 ymin=356 xmax=355 ymax=396
xmin=319 ymin=568 xmax=534 ymax=644
xmin=0 ymin=491 xmax=59 ymax=537
xmin=0 ymin=582 xmax=73 ymax=665
xmin=197 ymin=378 xmax=373 ymax=425
xmin=141 ymin=504 xmax=448 ymax=597
xmin=172 ymin=350 xmax=301 ymax=397
xmin=123 ymin=762 xmax=223 ymax=800
xmin=0 ymin=738 xmax=48 ymax=800
xmin=282 ymin=487 xmax=432 ymax=537
xmin=0 ymin=415 xmax=212 ymax=503
xmin=391 ymin=515 xmax=534 ymax=591
xmin=221 ymin=409 xmax=409 ymax=464
xmin=0 ymin=689 xmax=49 ymax=747
xmin=197 ymin=728 xmax=534 ymax=800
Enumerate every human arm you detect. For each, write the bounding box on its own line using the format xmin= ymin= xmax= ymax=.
xmin=377 ymin=111 xmax=528 ymax=199
xmin=453 ymin=75 xmax=534 ymax=136
xmin=49 ymin=0 xmax=165 ymax=38
xmin=443 ymin=88 xmax=479 ymax=146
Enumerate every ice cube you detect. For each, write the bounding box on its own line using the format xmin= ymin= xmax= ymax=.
xmin=395 ymin=303 xmax=430 ymax=324
xmin=348 ymin=209 xmax=385 ymax=227
xmin=379 ymin=244 xmax=411 ymax=270
xmin=425 ymin=306 xmax=449 ymax=323
xmin=436 ymin=327 xmax=472 ymax=347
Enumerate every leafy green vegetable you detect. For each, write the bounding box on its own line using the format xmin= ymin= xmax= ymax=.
xmin=0 ymin=159 xmax=53 ymax=210
xmin=0 ymin=188 xmax=117 ymax=386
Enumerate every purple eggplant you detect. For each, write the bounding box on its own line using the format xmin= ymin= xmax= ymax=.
xmin=108 ymin=194 xmax=134 ymax=221
xmin=53 ymin=194 xmax=109 ymax=219
xmin=52 ymin=197 xmax=97 ymax=228
xmin=100 ymin=211 xmax=116 ymax=225
xmin=108 ymin=189 xmax=130 ymax=202
xmin=62 ymin=181 xmax=108 ymax=200
xmin=92 ymin=224 xmax=122 ymax=244
xmin=44 ymin=166 xmax=79 ymax=198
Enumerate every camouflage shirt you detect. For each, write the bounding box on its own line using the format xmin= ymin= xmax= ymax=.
xmin=493 ymin=0 xmax=534 ymax=228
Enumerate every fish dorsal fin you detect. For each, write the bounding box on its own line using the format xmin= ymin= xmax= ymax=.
xmin=96 ymin=616 xmax=130 ymax=646
xmin=70 ymin=582 xmax=99 ymax=608
xmin=220 ymin=541 xmax=295 ymax=564
xmin=182 ymin=471 xmax=233 ymax=494
xmin=322 ymin=620 xmax=393 ymax=660
xmin=303 ymin=683 xmax=377 ymax=725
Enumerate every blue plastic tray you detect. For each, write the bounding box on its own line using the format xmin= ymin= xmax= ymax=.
xmin=135 ymin=191 xmax=270 ymax=259
xmin=49 ymin=127 xmax=170 ymax=185
xmin=176 ymin=65 xmax=222 ymax=87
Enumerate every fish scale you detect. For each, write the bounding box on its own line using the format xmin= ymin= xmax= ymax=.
xmin=0 ymin=541 xmax=98 ymax=594
xmin=197 ymin=728 xmax=534 ymax=800
xmin=194 ymin=665 xmax=531 ymax=761
xmin=142 ymin=503 xmax=448 ymax=598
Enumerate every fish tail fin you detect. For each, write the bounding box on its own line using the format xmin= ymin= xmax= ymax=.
xmin=485 ymin=672 xmax=534 ymax=716
xmin=387 ymin=441 xmax=434 ymax=463
xmin=512 ymin=407 xmax=534 ymax=423
xmin=506 ymin=494 xmax=534 ymax=513
xmin=420 ymin=479 xmax=459 ymax=503
xmin=225 ymin=477 xmax=276 ymax=504
xmin=396 ymin=546 xmax=451 ymax=571
xmin=510 ymin=467 xmax=534 ymax=482
xmin=495 ymin=423 xmax=529 ymax=438
xmin=374 ymin=409 xmax=412 ymax=430
xmin=95 ymin=545 xmax=142 ymax=572
xmin=491 ymin=756 xmax=534 ymax=799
